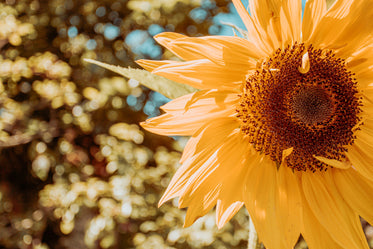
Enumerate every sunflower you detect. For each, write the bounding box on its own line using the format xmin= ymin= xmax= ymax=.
xmin=137 ymin=0 xmax=373 ymax=248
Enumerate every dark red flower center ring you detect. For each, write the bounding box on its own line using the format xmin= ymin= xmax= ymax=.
xmin=237 ymin=43 xmax=362 ymax=172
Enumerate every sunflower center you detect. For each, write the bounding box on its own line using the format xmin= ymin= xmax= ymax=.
xmin=291 ymin=86 xmax=333 ymax=126
xmin=237 ymin=43 xmax=361 ymax=172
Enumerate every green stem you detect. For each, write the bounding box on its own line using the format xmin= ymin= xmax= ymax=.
xmin=248 ymin=218 xmax=262 ymax=249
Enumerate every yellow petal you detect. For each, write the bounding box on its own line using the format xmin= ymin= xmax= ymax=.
xmin=334 ymin=168 xmax=373 ymax=225
xmin=302 ymin=0 xmax=327 ymax=42
xmin=158 ymin=117 xmax=239 ymax=206
xmin=183 ymin=187 xmax=219 ymax=227
xmin=248 ymin=0 xmax=280 ymax=35
xmin=160 ymin=89 xmax=238 ymax=114
xmin=156 ymin=35 xmax=264 ymax=65
xmin=279 ymin=7 xmax=293 ymax=47
xmin=302 ymin=170 xmax=369 ymax=249
xmin=231 ymin=0 xmax=256 ymax=32
xmin=215 ymin=153 xmax=255 ymax=228
xmin=356 ymin=69 xmax=373 ymax=91
xmin=141 ymin=90 xmax=238 ymax=136
xmin=246 ymin=0 xmax=301 ymax=50
xmin=248 ymin=0 xmax=281 ymax=51
xmin=346 ymin=119 xmax=373 ymax=182
xmin=152 ymin=59 xmax=246 ymax=90
xmin=313 ymin=156 xmax=351 ymax=169
xmin=182 ymin=130 xmax=252 ymax=227
xmin=136 ymin=59 xmax=174 ymax=72
xmin=301 ymin=191 xmax=344 ymax=249
xmin=179 ymin=129 xmax=250 ymax=208
xmin=309 ymin=0 xmax=373 ymax=58
xmin=216 ymin=201 xmax=244 ymax=229
xmin=346 ymin=43 xmax=373 ymax=89
xmin=180 ymin=116 xmax=239 ymax=163
xmin=231 ymin=0 xmax=272 ymax=55
xmin=244 ymin=157 xmax=301 ymax=249
xmin=361 ymin=88 xmax=373 ymax=116
xmin=275 ymin=164 xmax=302 ymax=248
xmin=281 ymin=0 xmax=302 ymax=43
xmin=153 ymin=32 xmax=186 ymax=47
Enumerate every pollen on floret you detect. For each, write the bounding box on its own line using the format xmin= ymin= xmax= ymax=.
xmin=298 ymin=51 xmax=310 ymax=74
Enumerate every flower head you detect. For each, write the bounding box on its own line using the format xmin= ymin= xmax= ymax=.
xmin=137 ymin=0 xmax=373 ymax=248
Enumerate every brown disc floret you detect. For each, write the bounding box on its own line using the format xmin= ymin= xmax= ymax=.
xmin=237 ymin=43 xmax=362 ymax=171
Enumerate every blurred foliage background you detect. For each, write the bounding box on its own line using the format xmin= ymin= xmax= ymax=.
xmin=0 ymin=0 xmax=372 ymax=248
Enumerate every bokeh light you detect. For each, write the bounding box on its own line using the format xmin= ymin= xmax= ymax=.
xmin=0 ymin=0 xmax=371 ymax=249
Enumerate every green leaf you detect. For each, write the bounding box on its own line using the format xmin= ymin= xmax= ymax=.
xmin=220 ymin=21 xmax=249 ymax=39
xmin=326 ymin=0 xmax=336 ymax=9
xmin=84 ymin=58 xmax=198 ymax=99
